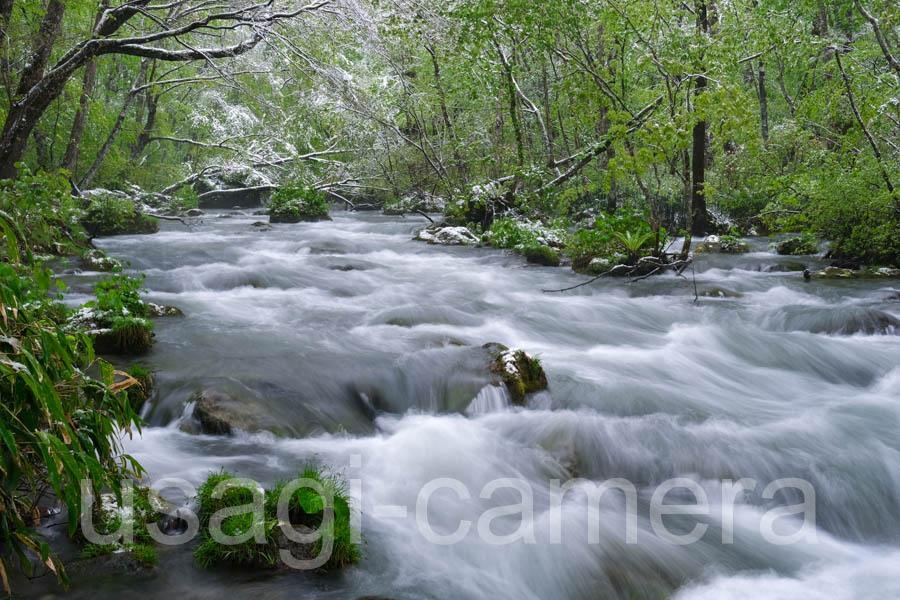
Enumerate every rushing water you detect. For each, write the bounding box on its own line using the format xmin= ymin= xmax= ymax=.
xmin=37 ymin=210 xmax=900 ymax=599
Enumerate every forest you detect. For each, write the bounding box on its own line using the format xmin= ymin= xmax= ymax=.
xmin=1 ymin=0 xmax=899 ymax=599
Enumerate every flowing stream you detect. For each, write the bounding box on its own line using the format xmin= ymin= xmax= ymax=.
xmin=43 ymin=210 xmax=900 ymax=599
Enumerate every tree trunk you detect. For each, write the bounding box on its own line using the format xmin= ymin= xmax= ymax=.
xmin=493 ymin=39 xmax=525 ymax=168
xmin=132 ymin=92 xmax=159 ymax=158
xmin=79 ymin=60 xmax=149 ymax=188
xmin=61 ymin=59 xmax=98 ymax=172
xmin=690 ymin=0 xmax=711 ymax=236
xmin=0 ymin=0 xmax=66 ymax=178
xmin=758 ymin=60 xmax=769 ymax=141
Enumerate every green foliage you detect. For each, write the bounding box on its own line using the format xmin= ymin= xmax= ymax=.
xmin=0 ymin=262 xmax=144 ymax=593
xmin=566 ymin=208 xmax=661 ymax=268
xmin=130 ymin=543 xmax=158 ymax=567
xmin=193 ymin=467 xmax=360 ymax=571
xmin=523 ymin=245 xmax=560 ymax=267
xmin=0 ymin=167 xmax=87 ymax=258
xmin=92 ymin=274 xmax=148 ymax=317
xmin=267 ymin=184 xmax=331 ymax=223
xmin=78 ymin=544 xmax=118 ymax=560
xmin=81 ymin=193 xmax=159 ymax=237
xmin=613 ymin=230 xmax=655 ymax=263
xmin=776 ymin=233 xmax=819 ymax=256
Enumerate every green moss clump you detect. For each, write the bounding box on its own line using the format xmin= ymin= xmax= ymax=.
xmin=94 ymin=316 xmax=153 ymax=355
xmin=80 ymin=193 xmax=159 ymax=237
xmin=486 ymin=344 xmax=549 ymax=405
xmin=193 ymin=467 xmax=360 ymax=571
xmin=776 ymin=233 xmax=819 ymax=255
xmin=523 ymin=245 xmax=560 ymax=266
xmin=267 ymin=184 xmax=332 ymax=223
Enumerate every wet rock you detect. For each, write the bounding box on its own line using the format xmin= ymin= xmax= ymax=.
xmin=484 ymin=343 xmax=548 ymax=405
xmin=523 ymin=245 xmax=560 ymax=267
xmin=414 ymin=224 xmax=479 ymax=245
xmin=157 ymin=513 xmax=189 ymax=536
xmin=699 ymin=287 xmax=743 ymax=298
xmin=753 ymin=262 xmax=806 ymax=273
xmin=765 ymin=306 xmax=899 ymax=335
xmin=269 ymin=212 xmax=333 ymax=224
xmin=183 ymin=208 xmax=204 ymax=217
xmin=186 ymin=388 xmax=285 ymax=436
xmin=330 ymin=264 xmax=357 ymax=271
xmin=694 ymin=235 xmax=750 ymax=253
xmin=66 ymin=549 xmax=152 ymax=577
xmin=869 ymin=267 xmax=900 ymax=278
xmin=217 ymin=214 xmax=233 ymax=219
xmin=693 ymin=235 xmax=722 ymax=253
xmin=146 ymin=302 xmax=184 ymax=317
xmin=251 ymin=221 xmax=272 ymax=231
xmin=814 ymin=266 xmax=855 ymax=279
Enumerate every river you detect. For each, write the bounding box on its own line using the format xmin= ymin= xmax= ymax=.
xmin=45 ymin=209 xmax=900 ymax=599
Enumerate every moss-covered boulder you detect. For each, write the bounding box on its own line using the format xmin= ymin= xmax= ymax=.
xmin=695 ymin=235 xmax=750 ymax=253
xmin=814 ymin=266 xmax=855 ymax=279
xmin=193 ymin=468 xmax=360 ymax=571
xmin=267 ymin=184 xmax=332 ymax=223
xmin=776 ymin=235 xmax=819 ymax=256
xmin=415 ymin=224 xmax=479 ymax=245
xmin=92 ymin=317 xmax=154 ymax=356
xmin=74 ymin=486 xmax=161 ymax=573
xmin=523 ymin=245 xmax=560 ymax=267
xmin=484 ymin=343 xmax=548 ymax=405
xmin=80 ymin=249 xmax=122 ymax=272
xmin=146 ymin=302 xmax=184 ymax=317
xmin=80 ymin=190 xmax=159 ymax=237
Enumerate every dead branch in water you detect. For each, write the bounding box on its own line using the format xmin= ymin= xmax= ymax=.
xmin=542 ymin=256 xmax=693 ymax=293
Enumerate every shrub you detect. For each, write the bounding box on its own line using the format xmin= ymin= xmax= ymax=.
xmin=80 ymin=192 xmax=159 ymax=237
xmin=0 ymin=167 xmax=87 ymax=257
xmin=267 ymin=184 xmax=331 ymax=223
xmin=776 ymin=233 xmax=819 ymax=256
xmin=0 ymin=260 xmax=145 ymax=593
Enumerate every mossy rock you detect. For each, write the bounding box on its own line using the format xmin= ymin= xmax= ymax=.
xmin=82 ymin=213 xmax=159 ymax=237
xmin=813 ymin=266 xmax=856 ymax=279
xmin=523 ymin=245 xmax=560 ymax=267
xmin=80 ymin=249 xmax=122 ymax=272
xmin=776 ymin=235 xmax=819 ymax=256
xmin=269 ymin=212 xmax=333 ymax=224
xmin=699 ymin=287 xmax=743 ymax=298
xmin=92 ymin=318 xmax=154 ymax=355
xmin=719 ymin=238 xmax=751 ymax=253
xmin=484 ymin=343 xmax=548 ymax=405
xmin=146 ymin=302 xmax=185 ymax=317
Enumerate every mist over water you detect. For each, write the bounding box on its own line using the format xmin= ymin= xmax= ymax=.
xmin=55 ymin=210 xmax=900 ymax=599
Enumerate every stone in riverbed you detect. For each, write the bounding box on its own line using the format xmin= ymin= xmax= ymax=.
xmin=415 ymin=224 xmax=479 ymax=245
xmin=814 ymin=266 xmax=855 ymax=279
xmin=186 ymin=387 xmax=286 ymax=436
xmin=183 ymin=208 xmax=204 ymax=217
xmin=699 ymin=287 xmax=743 ymax=298
xmin=484 ymin=343 xmax=548 ymax=405
xmin=146 ymin=302 xmax=184 ymax=317
xmin=523 ymin=245 xmax=560 ymax=266
xmin=80 ymin=249 xmax=122 ymax=272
